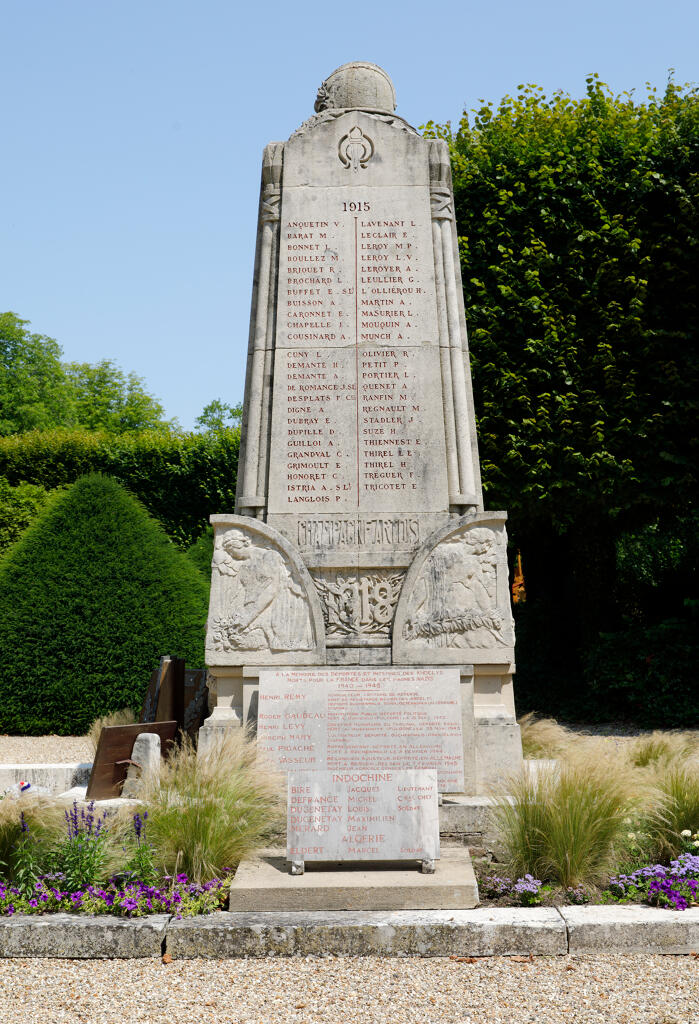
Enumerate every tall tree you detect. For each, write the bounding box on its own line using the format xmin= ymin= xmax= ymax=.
xmin=0 ymin=312 xmax=173 ymax=435
xmin=0 ymin=313 xmax=69 ymax=434
xmin=64 ymin=359 xmax=171 ymax=433
xmin=424 ymin=77 xmax=699 ymax=711
xmin=195 ymin=399 xmax=242 ymax=432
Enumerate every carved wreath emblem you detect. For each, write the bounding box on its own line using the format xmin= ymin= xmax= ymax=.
xmin=338 ymin=126 xmax=374 ymax=172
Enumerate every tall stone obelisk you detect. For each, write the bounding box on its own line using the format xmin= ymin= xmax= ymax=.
xmin=202 ymin=63 xmax=522 ymax=793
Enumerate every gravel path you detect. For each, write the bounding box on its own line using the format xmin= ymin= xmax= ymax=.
xmin=0 ymin=736 xmax=92 ymax=763
xmin=0 ymin=954 xmax=696 ymax=1023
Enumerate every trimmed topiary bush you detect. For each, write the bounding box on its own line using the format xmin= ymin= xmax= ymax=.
xmin=0 ymin=473 xmax=209 ymax=734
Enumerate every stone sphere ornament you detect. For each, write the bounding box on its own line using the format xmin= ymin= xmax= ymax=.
xmin=314 ymin=61 xmax=397 ymax=114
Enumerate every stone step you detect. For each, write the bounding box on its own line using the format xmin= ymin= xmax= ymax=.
xmin=228 ymin=846 xmax=478 ymax=912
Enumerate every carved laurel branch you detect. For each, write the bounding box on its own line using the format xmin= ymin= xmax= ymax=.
xmin=403 ymin=610 xmax=504 ymax=642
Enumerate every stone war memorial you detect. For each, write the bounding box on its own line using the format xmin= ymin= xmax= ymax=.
xmin=200 ymin=61 xmax=523 ymax=909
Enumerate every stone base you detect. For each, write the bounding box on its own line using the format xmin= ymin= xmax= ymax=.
xmin=439 ymin=795 xmax=499 ymax=851
xmin=197 ymin=706 xmax=243 ymax=760
xmin=228 ymin=846 xmax=478 ymax=912
xmin=0 ymin=763 xmax=91 ymax=795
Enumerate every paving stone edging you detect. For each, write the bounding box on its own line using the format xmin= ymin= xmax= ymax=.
xmin=1 ymin=906 xmax=698 ymax=958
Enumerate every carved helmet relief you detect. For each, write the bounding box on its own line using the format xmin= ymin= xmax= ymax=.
xmin=314 ymin=61 xmax=397 ymax=114
xmin=209 ymin=527 xmax=314 ymax=654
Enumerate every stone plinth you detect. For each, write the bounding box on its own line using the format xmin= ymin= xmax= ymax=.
xmin=228 ymin=846 xmax=477 ymax=912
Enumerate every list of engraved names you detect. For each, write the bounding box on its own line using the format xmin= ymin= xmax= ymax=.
xmin=268 ymin=187 xmax=447 ymax=515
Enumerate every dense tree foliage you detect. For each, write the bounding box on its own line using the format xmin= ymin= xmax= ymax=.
xmin=0 ymin=475 xmax=209 ymax=734
xmin=0 ymin=427 xmax=239 ymax=548
xmin=425 ymin=77 xmax=699 ymax=720
xmin=0 ymin=313 xmax=172 ymax=435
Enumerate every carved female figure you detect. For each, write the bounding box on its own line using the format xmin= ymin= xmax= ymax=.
xmin=211 ymin=529 xmax=313 ymax=652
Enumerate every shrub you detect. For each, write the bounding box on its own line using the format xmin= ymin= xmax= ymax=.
xmin=583 ymin=615 xmax=699 ymax=727
xmin=0 ymin=473 xmax=209 ymax=734
xmin=0 ymin=477 xmax=58 ymax=557
xmin=140 ymin=730 xmax=283 ymax=883
xmin=0 ymin=427 xmax=240 ymax=548
xmin=185 ymin=525 xmax=214 ymax=580
xmin=493 ymin=757 xmax=636 ymax=888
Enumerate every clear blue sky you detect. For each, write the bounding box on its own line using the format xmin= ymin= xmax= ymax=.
xmin=3 ymin=0 xmax=696 ymax=429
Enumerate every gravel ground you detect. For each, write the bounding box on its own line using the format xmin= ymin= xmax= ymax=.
xmin=0 ymin=736 xmax=92 ymax=764
xmin=0 ymin=954 xmax=696 ymax=1023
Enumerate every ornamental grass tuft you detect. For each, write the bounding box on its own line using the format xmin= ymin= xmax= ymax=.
xmin=493 ymin=755 xmax=638 ymax=889
xmin=629 ymin=731 xmax=699 ymax=770
xmin=645 ymin=766 xmax=699 ymax=860
xmin=140 ymin=728 xmax=283 ymax=884
xmin=517 ymin=712 xmax=573 ymax=760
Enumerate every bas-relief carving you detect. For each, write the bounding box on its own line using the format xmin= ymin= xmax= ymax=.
xmin=312 ymin=569 xmax=404 ymax=644
xmin=338 ymin=126 xmax=374 ymax=172
xmin=403 ymin=527 xmax=504 ymax=647
xmin=209 ymin=529 xmax=313 ymax=653
xmin=206 ymin=518 xmax=326 ymax=666
xmin=393 ymin=517 xmax=515 ymax=664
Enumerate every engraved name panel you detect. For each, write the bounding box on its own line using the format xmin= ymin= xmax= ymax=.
xmin=267 ymin=124 xmax=449 ymax=521
xmin=287 ymin=768 xmax=439 ymax=863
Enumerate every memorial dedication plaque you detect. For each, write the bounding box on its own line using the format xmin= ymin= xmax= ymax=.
xmin=257 ymin=667 xmax=464 ymax=790
xmin=287 ymin=768 xmax=439 ymax=864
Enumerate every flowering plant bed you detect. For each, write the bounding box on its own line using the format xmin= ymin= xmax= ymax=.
xmin=0 ymin=799 xmax=231 ymax=918
xmin=476 ymin=849 xmax=699 ymax=912
xmin=0 ymin=874 xmax=227 ymax=918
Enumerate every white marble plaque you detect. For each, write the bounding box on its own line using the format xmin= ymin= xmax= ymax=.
xmin=287 ymin=768 xmax=439 ymax=863
xmin=257 ymin=667 xmax=464 ymax=790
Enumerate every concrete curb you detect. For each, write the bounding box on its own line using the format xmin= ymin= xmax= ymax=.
xmin=0 ymin=763 xmax=91 ymax=794
xmin=560 ymin=905 xmax=699 ymax=954
xmin=167 ymin=908 xmax=566 ymax=958
xmin=0 ymin=906 xmax=698 ymax=958
xmin=0 ymin=913 xmax=169 ymax=958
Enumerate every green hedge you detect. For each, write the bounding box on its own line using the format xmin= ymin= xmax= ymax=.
xmin=0 ymin=477 xmax=58 ymax=556
xmin=0 ymin=428 xmax=240 ymax=548
xmin=0 ymin=474 xmax=209 ymax=734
